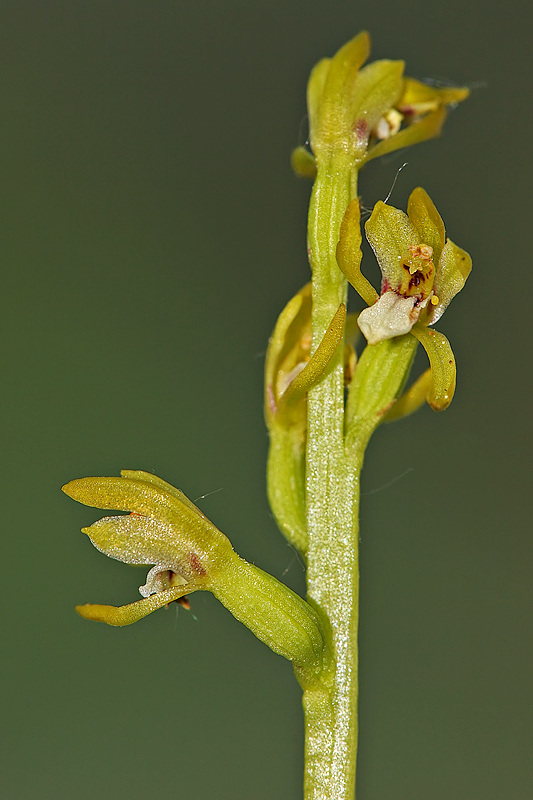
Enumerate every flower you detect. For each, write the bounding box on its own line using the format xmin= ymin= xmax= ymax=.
xmin=63 ymin=469 xmax=234 ymax=626
xmin=264 ymin=283 xmax=348 ymax=555
xmin=63 ymin=469 xmax=329 ymax=685
xmin=361 ymin=77 xmax=470 ymax=165
xmin=264 ymin=284 xmax=347 ymax=430
xmin=337 ymin=188 xmax=472 ymax=410
xmin=292 ymin=31 xmax=469 ymax=177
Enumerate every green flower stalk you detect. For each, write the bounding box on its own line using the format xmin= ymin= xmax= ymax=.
xmin=276 ymin=31 xmax=470 ymax=800
xmin=64 ymin=30 xmax=471 ymax=800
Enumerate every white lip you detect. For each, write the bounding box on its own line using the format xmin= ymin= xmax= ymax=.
xmin=357 ymin=290 xmax=419 ymax=344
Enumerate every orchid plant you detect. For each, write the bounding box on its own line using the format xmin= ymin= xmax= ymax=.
xmin=63 ymin=32 xmax=471 ymax=800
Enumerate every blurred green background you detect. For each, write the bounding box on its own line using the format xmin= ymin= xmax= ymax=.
xmin=1 ymin=2 xmax=530 ymax=798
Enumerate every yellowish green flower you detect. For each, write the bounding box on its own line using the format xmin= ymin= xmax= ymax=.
xmin=63 ymin=469 xmax=233 ymax=625
xmin=265 ymin=284 xmax=346 ymax=430
xmin=363 ymin=77 xmax=470 ymax=164
xmin=264 ymin=284 xmax=347 ymax=555
xmin=63 ymin=469 xmax=329 ymax=687
xmin=292 ymin=31 xmax=469 ymax=177
xmin=337 ymin=188 xmax=471 ymax=410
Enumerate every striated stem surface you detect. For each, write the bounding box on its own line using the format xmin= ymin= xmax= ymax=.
xmin=303 ymin=155 xmax=361 ymax=800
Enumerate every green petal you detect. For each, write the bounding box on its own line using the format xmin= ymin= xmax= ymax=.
xmin=63 ymin=475 xmax=217 ymax=534
xmin=365 ymin=200 xmax=420 ymax=289
xmin=363 ymin=107 xmax=446 ymax=163
xmin=82 ymin=515 xmax=212 ymax=584
xmin=264 ymin=283 xmax=312 ymax=427
xmin=337 ymin=199 xmax=379 ymax=306
xmin=350 ymin=59 xmax=404 ymax=161
xmin=120 ymin=470 xmax=204 ymax=518
xmin=429 ymin=238 xmax=472 ymax=323
xmin=63 ymin=474 xmax=233 ymax=575
xmin=407 ymin=187 xmax=445 ymax=262
xmin=411 ymin=325 xmax=456 ymax=410
xmin=76 ymin=585 xmax=194 ymax=627
xmin=397 ymin=77 xmax=470 ymax=113
xmin=306 ymin=57 xmax=331 ymax=147
xmin=290 ymin=146 xmax=317 ymax=179
xmin=311 ymin=31 xmax=370 ymax=154
xmin=279 ymin=303 xmax=346 ymax=412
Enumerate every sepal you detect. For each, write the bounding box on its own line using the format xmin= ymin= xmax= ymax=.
xmin=336 ymin=199 xmax=378 ymax=306
xmin=350 ymin=59 xmax=404 ymax=162
xmin=309 ymin=32 xmax=370 ymax=158
xmin=279 ymin=303 xmax=346 ymax=413
xmin=411 ymin=324 xmax=456 ymax=410
xmin=63 ymin=473 xmax=232 ymax=584
xmin=407 ymin=187 xmax=445 ymax=261
xmin=365 ymin=200 xmax=421 ymax=291
xmin=363 ymin=107 xmax=446 ymax=163
xmin=76 ymin=586 xmax=193 ymax=627
xmin=427 ymin=238 xmax=472 ymax=324
xmin=397 ymin=77 xmax=469 ymax=114
xmin=306 ymin=57 xmax=333 ymax=145
xmin=265 ymin=284 xmax=312 ymax=430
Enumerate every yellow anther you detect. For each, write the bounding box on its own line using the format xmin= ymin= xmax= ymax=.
xmin=430 ymin=295 xmax=439 ymax=305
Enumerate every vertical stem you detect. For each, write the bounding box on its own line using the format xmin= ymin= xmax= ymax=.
xmin=303 ymin=155 xmax=362 ymax=800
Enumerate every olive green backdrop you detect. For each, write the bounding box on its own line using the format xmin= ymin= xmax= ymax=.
xmin=1 ymin=2 xmax=530 ymax=799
